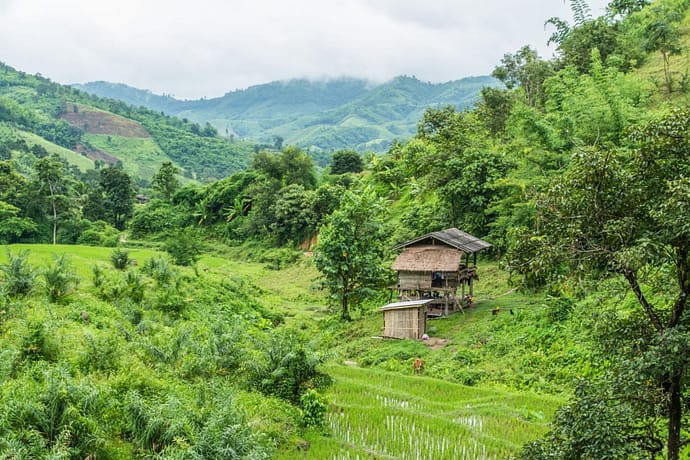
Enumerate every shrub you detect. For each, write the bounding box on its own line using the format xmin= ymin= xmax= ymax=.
xmin=164 ymin=228 xmax=203 ymax=266
xmin=142 ymin=256 xmax=176 ymax=285
xmin=110 ymin=248 xmax=131 ymax=270
xmin=248 ymin=328 xmax=330 ymax=405
xmin=0 ymin=249 xmax=36 ymax=297
xmin=20 ymin=321 xmax=58 ymax=362
xmin=79 ymin=333 xmax=121 ymax=374
xmin=299 ymin=389 xmax=327 ymax=428
xmin=123 ymin=270 xmax=146 ymax=303
xmin=77 ymin=220 xmax=119 ymax=247
xmin=43 ymin=253 xmax=79 ymax=303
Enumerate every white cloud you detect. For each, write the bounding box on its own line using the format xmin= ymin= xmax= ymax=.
xmin=0 ymin=0 xmax=610 ymax=99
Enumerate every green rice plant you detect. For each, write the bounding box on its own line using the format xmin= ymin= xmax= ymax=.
xmin=287 ymin=364 xmax=562 ymax=460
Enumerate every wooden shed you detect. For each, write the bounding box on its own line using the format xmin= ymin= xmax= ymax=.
xmin=380 ymin=299 xmax=433 ymax=339
xmin=391 ymin=228 xmax=491 ymax=316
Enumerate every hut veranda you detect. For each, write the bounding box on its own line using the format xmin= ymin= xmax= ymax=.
xmin=380 ymin=228 xmax=491 ymax=339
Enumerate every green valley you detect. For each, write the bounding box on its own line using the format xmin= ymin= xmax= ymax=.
xmin=3 ymin=0 xmax=690 ymax=458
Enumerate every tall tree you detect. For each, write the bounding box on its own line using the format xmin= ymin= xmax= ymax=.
xmin=641 ymin=2 xmax=683 ymax=94
xmin=313 ymin=188 xmax=389 ymax=321
xmin=330 ymin=150 xmax=363 ymax=174
xmin=100 ymin=166 xmax=133 ymax=230
xmin=492 ymin=46 xmax=553 ymax=108
xmin=151 ymin=161 xmax=180 ymax=201
xmin=34 ymin=155 xmax=71 ymax=245
xmin=518 ymin=109 xmax=690 ymax=459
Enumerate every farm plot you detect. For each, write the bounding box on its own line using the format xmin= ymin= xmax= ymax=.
xmin=285 ymin=364 xmax=562 ymax=459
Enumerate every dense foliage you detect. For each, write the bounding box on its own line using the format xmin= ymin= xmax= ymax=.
xmin=2 ymin=0 xmax=690 ymax=457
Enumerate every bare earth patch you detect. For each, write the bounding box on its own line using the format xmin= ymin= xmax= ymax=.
xmin=424 ymin=337 xmax=450 ymax=350
xmin=60 ymin=103 xmax=151 ymax=138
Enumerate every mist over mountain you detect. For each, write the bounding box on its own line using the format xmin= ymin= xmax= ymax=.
xmin=73 ymin=75 xmax=499 ymax=152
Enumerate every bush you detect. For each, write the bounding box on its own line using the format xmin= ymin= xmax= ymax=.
xmin=248 ymin=328 xmax=330 ymax=405
xmin=79 ymin=333 xmax=121 ymax=374
xmin=20 ymin=321 xmax=58 ymax=362
xmin=77 ymin=220 xmax=119 ymax=247
xmin=0 ymin=249 xmax=36 ymax=298
xmin=164 ymin=228 xmax=203 ymax=266
xmin=43 ymin=253 xmax=79 ymax=303
xmin=299 ymin=389 xmax=327 ymax=428
xmin=110 ymin=248 xmax=131 ymax=270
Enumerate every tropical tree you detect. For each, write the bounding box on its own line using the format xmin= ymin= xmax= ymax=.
xmin=151 ymin=161 xmax=180 ymax=201
xmin=99 ymin=166 xmax=133 ymax=230
xmin=330 ymin=150 xmax=363 ymax=174
xmin=313 ymin=188 xmax=389 ymax=320
xmin=34 ymin=155 xmax=72 ymax=244
xmin=517 ymin=109 xmax=690 ymax=459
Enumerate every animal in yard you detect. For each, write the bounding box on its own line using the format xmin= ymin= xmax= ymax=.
xmin=413 ymin=358 xmax=424 ymax=375
xmin=80 ymin=311 xmax=90 ymax=323
xmin=492 ymin=306 xmax=500 ymax=315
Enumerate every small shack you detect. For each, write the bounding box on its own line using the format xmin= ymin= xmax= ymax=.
xmin=391 ymin=228 xmax=491 ymax=316
xmin=380 ymin=299 xmax=433 ymax=339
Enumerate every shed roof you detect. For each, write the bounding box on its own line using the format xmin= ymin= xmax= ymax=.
xmin=392 ymin=228 xmax=491 ymax=254
xmin=379 ymin=299 xmax=434 ymax=311
xmin=391 ymin=245 xmax=462 ymax=272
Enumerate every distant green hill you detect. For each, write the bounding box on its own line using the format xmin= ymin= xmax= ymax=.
xmin=0 ymin=62 xmax=256 ymax=182
xmin=74 ymin=75 xmax=500 ymax=152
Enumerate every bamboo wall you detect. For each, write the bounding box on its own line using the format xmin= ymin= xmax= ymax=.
xmin=382 ymin=307 xmax=426 ymax=339
xmin=398 ymin=271 xmax=432 ymax=290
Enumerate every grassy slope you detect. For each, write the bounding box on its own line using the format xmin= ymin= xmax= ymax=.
xmin=84 ymin=134 xmax=171 ymax=181
xmin=0 ymin=245 xmax=572 ymax=458
xmin=17 ymin=130 xmax=95 ymax=172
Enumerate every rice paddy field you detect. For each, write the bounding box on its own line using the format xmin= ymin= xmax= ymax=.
xmin=279 ymin=365 xmax=562 ymax=460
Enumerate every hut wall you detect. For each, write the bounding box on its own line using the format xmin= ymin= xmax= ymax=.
xmin=383 ymin=307 xmax=426 ymax=339
xmin=398 ymin=271 xmax=431 ymax=290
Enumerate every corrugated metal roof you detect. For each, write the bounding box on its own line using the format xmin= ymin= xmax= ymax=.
xmin=391 ymin=246 xmax=462 ymax=271
xmin=379 ymin=299 xmax=434 ymax=311
xmin=392 ymin=228 xmax=491 ymax=253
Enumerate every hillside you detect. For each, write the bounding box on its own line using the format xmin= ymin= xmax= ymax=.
xmin=73 ymin=75 xmax=499 ymax=152
xmin=0 ymin=63 xmax=257 ymax=182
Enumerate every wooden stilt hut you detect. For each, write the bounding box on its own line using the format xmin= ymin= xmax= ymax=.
xmin=390 ymin=228 xmax=491 ymax=316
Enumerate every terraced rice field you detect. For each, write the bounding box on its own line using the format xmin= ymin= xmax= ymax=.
xmin=280 ymin=364 xmax=562 ymax=459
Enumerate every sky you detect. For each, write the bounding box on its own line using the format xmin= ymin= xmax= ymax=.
xmin=0 ymin=0 xmax=610 ymax=100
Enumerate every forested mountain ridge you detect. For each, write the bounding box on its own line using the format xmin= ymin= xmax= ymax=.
xmin=73 ymin=75 xmax=498 ymax=152
xmin=0 ymin=63 xmax=257 ymax=182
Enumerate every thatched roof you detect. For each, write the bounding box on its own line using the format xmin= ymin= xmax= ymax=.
xmin=392 ymin=245 xmax=462 ymax=272
xmin=392 ymin=228 xmax=491 ymax=254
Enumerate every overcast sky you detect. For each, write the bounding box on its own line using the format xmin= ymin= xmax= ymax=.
xmin=0 ymin=0 xmax=610 ymax=100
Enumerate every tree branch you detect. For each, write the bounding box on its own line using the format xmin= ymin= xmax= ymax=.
xmin=623 ymin=269 xmax=663 ymax=332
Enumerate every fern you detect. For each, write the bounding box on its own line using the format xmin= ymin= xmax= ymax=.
xmin=570 ymin=0 xmax=592 ymax=26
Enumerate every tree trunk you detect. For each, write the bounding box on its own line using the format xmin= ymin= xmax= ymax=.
xmin=51 ymin=197 xmax=57 ymax=245
xmin=341 ymin=295 xmax=350 ymax=321
xmin=341 ymin=279 xmax=351 ymax=321
xmin=666 ymin=372 xmax=683 ymax=460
